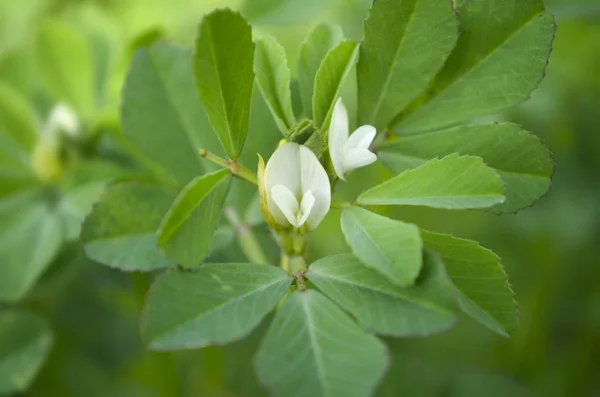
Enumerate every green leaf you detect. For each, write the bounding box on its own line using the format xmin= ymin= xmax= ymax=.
xmin=142 ymin=264 xmax=291 ymax=350
xmin=312 ymin=40 xmax=359 ymax=130
xmin=157 ymin=169 xmax=231 ymax=267
xmin=357 ymin=0 xmax=458 ymax=129
xmin=254 ymin=35 xmax=296 ymax=135
xmin=36 ymin=20 xmax=95 ymax=118
xmin=379 ymin=123 xmax=554 ymax=213
xmin=341 ymin=207 xmax=422 ymax=287
xmin=307 ymin=253 xmax=456 ymax=336
xmin=82 ymin=183 xmax=177 ymax=272
xmin=194 ymin=9 xmax=255 ymax=159
xmin=122 ymin=42 xmax=221 ymax=183
xmin=297 ymin=24 xmax=344 ymax=118
xmin=357 ymin=154 xmax=505 ymax=209
xmin=421 ymin=230 xmax=518 ymax=336
xmin=0 ymin=311 xmax=53 ymax=394
xmin=0 ymin=201 xmax=63 ymax=302
xmin=395 ymin=0 xmax=555 ymax=132
xmin=255 ymin=290 xmax=388 ymax=397
xmin=0 ymin=83 xmax=37 ymax=153
xmin=58 ymin=182 xmax=106 ymax=241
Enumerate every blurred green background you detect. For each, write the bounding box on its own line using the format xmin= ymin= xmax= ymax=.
xmin=1 ymin=0 xmax=599 ymax=396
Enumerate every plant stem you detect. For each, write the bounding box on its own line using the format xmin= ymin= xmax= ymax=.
xmin=199 ymin=149 xmax=258 ymax=186
xmin=224 ymin=206 xmax=269 ymax=264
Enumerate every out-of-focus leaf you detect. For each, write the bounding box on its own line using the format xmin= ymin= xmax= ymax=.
xmin=143 ymin=264 xmax=291 ymax=350
xmin=297 ymin=24 xmax=344 ymax=118
xmin=379 ymin=123 xmax=554 ymax=213
xmin=0 ymin=201 xmax=62 ymax=302
xmin=58 ymin=182 xmax=107 ymax=241
xmin=157 ymin=170 xmax=231 ymax=267
xmin=121 ymin=42 xmax=221 ymax=184
xmin=36 ymin=20 xmax=95 ymax=119
xmin=0 ymin=0 xmax=44 ymax=59
xmin=0 ymin=83 xmax=37 ymax=153
xmin=242 ymin=0 xmax=330 ymax=26
xmin=422 ymin=230 xmax=518 ymax=336
xmin=448 ymin=372 xmax=531 ymax=397
xmin=357 ymin=154 xmax=505 ymax=209
xmin=255 ymin=290 xmax=388 ymax=397
xmin=357 ymin=0 xmax=457 ymax=130
xmin=0 ymin=311 xmax=53 ymax=394
xmin=307 ymin=253 xmax=456 ymax=336
xmin=341 ymin=207 xmax=422 ymax=287
xmin=82 ymin=183 xmax=177 ymax=272
xmin=312 ymin=40 xmax=358 ymax=130
xmin=254 ymin=35 xmax=296 ymax=134
xmin=193 ymin=9 xmax=255 ymax=159
xmin=395 ymin=0 xmax=555 ymax=132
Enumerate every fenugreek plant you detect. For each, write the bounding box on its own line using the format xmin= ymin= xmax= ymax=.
xmin=81 ymin=0 xmax=555 ymax=395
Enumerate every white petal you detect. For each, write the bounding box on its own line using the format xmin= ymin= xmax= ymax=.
xmin=297 ymin=189 xmax=315 ymax=227
xmin=298 ymin=145 xmax=331 ymax=230
xmin=265 ymin=143 xmax=302 ymax=225
xmin=328 ymin=98 xmax=349 ymax=180
xmin=342 ymin=148 xmax=377 ymax=174
xmin=344 ymin=125 xmax=376 ymax=152
xmin=270 ymin=184 xmax=300 ymax=227
xmin=47 ymin=103 xmax=79 ymax=137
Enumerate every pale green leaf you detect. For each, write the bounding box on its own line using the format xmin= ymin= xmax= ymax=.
xmin=395 ymin=0 xmax=555 ymax=132
xmin=142 ymin=264 xmax=291 ymax=350
xmin=157 ymin=169 xmax=231 ymax=267
xmin=298 ymin=24 xmax=344 ymax=118
xmin=379 ymin=123 xmax=554 ymax=213
xmin=357 ymin=0 xmax=458 ymax=129
xmin=122 ymin=42 xmax=221 ymax=183
xmin=422 ymin=229 xmax=518 ymax=335
xmin=58 ymin=182 xmax=106 ymax=241
xmin=0 ymin=311 xmax=53 ymax=394
xmin=255 ymin=290 xmax=388 ymax=397
xmin=307 ymin=253 xmax=456 ymax=336
xmin=357 ymin=154 xmax=505 ymax=209
xmin=82 ymin=183 xmax=177 ymax=272
xmin=254 ymin=35 xmax=296 ymax=134
xmin=36 ymin=20 xmax=95 ymax=118
xmin=0 ymin=83 xmax=37 ymax=153
xmin=312 ymin=40 xmax=358 ymax=130
xmin=194 ymin=9 xmax=255 ymax=159
xmin=0 ymin=202 xmax=63 ymax=302
xmin=341 ymin=207 xmax=422 ymax=286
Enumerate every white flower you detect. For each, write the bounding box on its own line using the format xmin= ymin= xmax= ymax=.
xmin=328 ymin=98 xmax=377 ymax=180
xmin=45 ymin=103 xmax=79 ymax=138
xmin=263 ymin=142 xmax=331 ymax=230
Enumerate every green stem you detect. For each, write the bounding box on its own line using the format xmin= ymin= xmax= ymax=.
xmin=199 ymin=149 xmax=258 ymax=186
xmin=224 ymin=206 xmax=269 ymax=264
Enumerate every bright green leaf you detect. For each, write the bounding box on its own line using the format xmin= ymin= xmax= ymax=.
xmin=255 ymin=290 xmax=388 ymax=397
xmin=422 ymin=229 xmax=518 ymax=336
xmin=0 ymin=311 xmax=53 ymax=394
xmin=357 ymin=154 xmax=505 ymax=209
xmin=194 ymin=9 xmax=255 ymax=159
xmin=297 ymin=24 xmax=344 ymax=118
xmin=121 ymin=42 xmax=222 ymax=183
xmin=0 ymin=83 xmax=37 ymax=153
xmin=82 ymin=183 xmax=177 ymax=272
xmin=0 ymin=201 xmax=62 ymax=302
xmin=395 ymin=0 xmax=555 ymax=132
xmin=307 ymin=253 xmax=456 ymax=336
xmin=36 ymin=20 xmax=95 ymax=118
xmin=142 ymin=264 xmax=291 ymax=350
xmin=341 ymin=207 xmax=422 ymax=287
xmin=157 ymin=169 xmax=231 ymax=267
xmin=357 ymin=0 xmax=458 ymax=129
xmin=379 ymin=123 xmax=554 ymax=213
xmin=312 ymin=40 xmax=358 ymax=130
xmin=254 ymin=35 xmax=296 ymax=134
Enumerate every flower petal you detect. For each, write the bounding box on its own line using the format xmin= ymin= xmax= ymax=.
xmin=298 ymin=145 xmax=331 ymax=229
xmin=328 ymin=98 xmax=349 ymax=180
xmin=265 ymin=143 xmax=302 ymax=225
xmin=344 ymin=125 xmax=377 ymax=152
xmin=297 ymin=189 xmax=315 ymax=227
xmin=271 ymin=184 xmax=300 ymax=227
xmin=342 ymin=148 xmax=377 ymax=173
